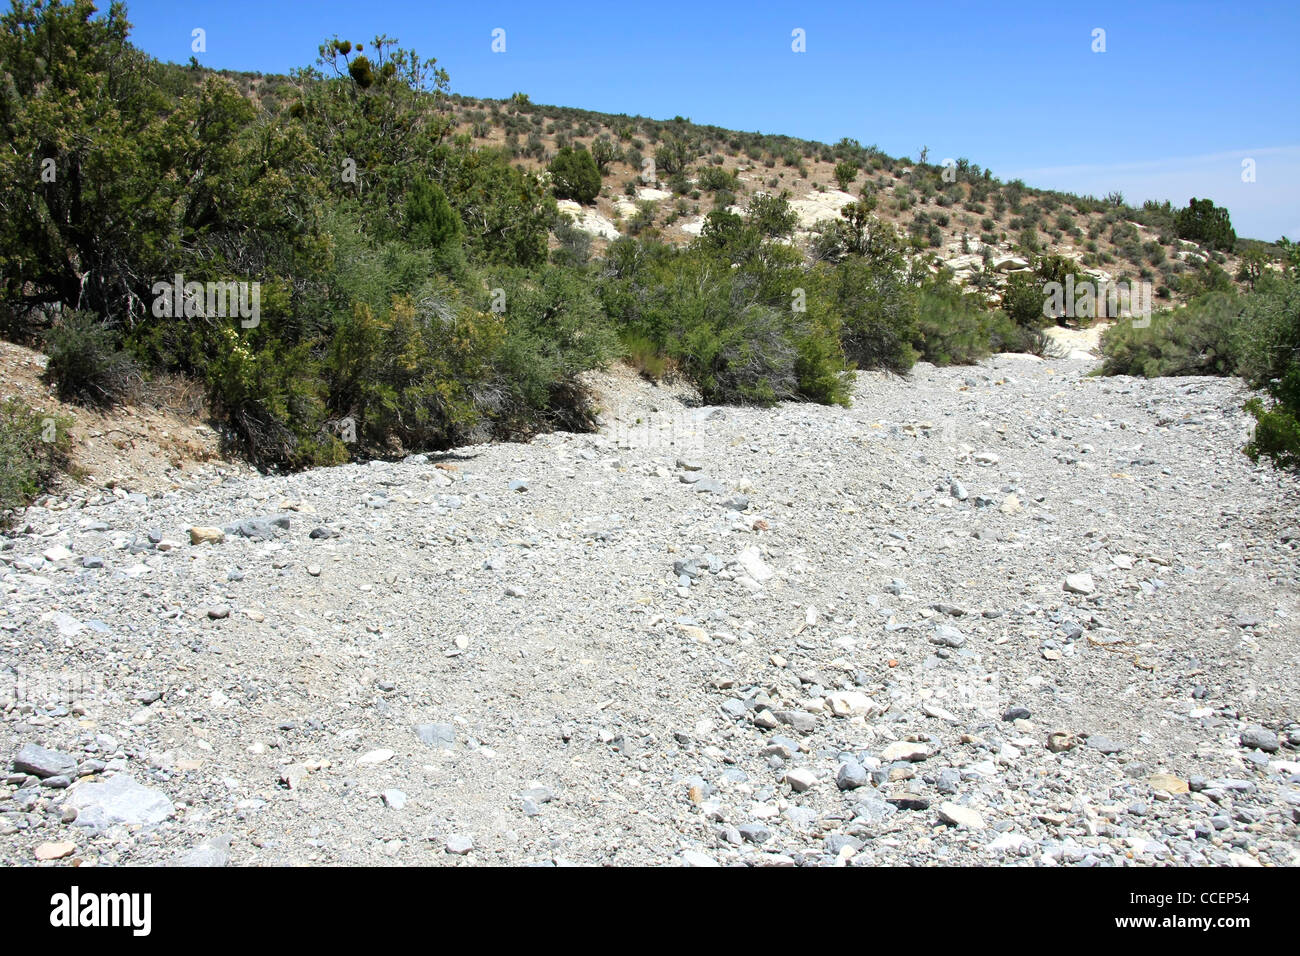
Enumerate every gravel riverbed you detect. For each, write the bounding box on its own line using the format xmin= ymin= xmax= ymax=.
xmin=3 ymin=354 xmax=1298 ymax=866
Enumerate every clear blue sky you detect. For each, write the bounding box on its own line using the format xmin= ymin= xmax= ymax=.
xmin=120 ymin=0 xmax=1300 ymax=241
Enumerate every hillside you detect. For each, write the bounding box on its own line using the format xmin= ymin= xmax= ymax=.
xmin=217 ymin=66 xmax=1262 ymax=306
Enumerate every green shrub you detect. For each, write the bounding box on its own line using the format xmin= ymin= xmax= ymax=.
xmin=746 ymin=192 xmax=798 ymax=240
xmin=0 ymin=398 xmax=74 ymax=524
xmin=548 ymin=146 xmax=601 ymax=204
xmin=43 ymin=312 xmax=141 ymax=406
xmin=1245 ymin=396 xmax=1300 ymax=468
xmin=912 ymin=280 xmax=1002 ymax=365
xmin=1175 ymin=198 xmax=1236 ymax=252
xmin=1000 ymin=273 xmax=1049 ymax=329
xmin=1098 ymin=292 xmax=1244 ymax=378
xmin=405 ymin=179 xmax=462 ymax=254
xmin=826 ymin=255 xmax=917 ymax=373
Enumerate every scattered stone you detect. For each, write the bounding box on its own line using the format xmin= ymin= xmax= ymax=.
xmin=836 ymin=761 xmax=869 ymax=790
xmin=936 ymin=802 xmax=985 ymax=829
xmin=1149 ymin=773 xmax=1190 ymax=795
xmin=930 ymin=624 xmax=966 ymax=648
xmin=445 ymin=834 xmax=474 ymax=855
xmin=416 ymin=723 xmax=456 ymax=749
xmin=882 ymin=741 xmax=929 ymax=762
xmin=35 ymin=841 xmax=76 ymax=861
xmin=189 ymin=526 xmax=225 ymax=545
xmin=65 ymin=775 xmax=174 ymax=829
xmin=784 ymin=768 xmax=818 ymax=792
xmin=1240 ymin=727 xmax=1280 ymax=753
xmin=13 ymin=744 xmax=77 ymax=779
xmin=174 ymin=835 xmax=232 ymax=867
xmin=1047 ymin=732 xmax=1078 ymax=753
xmin=1086 ymin=735 xmax=1125 ymax=755
xmin=825 ymin=691 xmax=875 ymax=718
xmin=1064 ymin=573 xmax=1096 ymax=595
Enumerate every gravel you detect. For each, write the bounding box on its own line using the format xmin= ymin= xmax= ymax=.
xmin=2 ymin=356 xmax=1297 ymax=866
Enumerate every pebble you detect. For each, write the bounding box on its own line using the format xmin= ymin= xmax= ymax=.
xmin=445 ymin=835 xmax=474 ymax=855
xmin=936 ymin=802 xmax=985 ymax=829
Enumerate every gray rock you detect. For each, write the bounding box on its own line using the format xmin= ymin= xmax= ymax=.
xmin=738 ymin=822 xmax=771 ymax=844
xmin=852 ymin=796 xmax=897 ymax=824
xmin=65 ymin=774 xmax=174 ymax=829
xmin=1064 ymin=572 xmax=1096 ymax=595
xmin=1240 ymin=727 xmax=1280 ymax=753
xmin=1086 ymin=735 xmax=1125 ymax=755
xmin=445 ymin=834 xmax=474 ymax=855
xmin=223 ymin=514 xmax=292 ymax=541
xmin=680 ymin=849 xmax=718 ymax=867
xmin=774 ymin=710 xmax=817 ymax=734
xmin=930 ymin=624 xmax=966 ymax=648
xmin=12 ymin=744 xmax=77 ymax=779
xmin=836 ymin=760 xmax=869 ymax=790
xmin=935 ymin=768 xmax=961 ymax=794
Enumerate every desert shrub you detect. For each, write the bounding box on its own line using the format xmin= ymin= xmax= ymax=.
xmin=548 ymin=146 xmax=601 ymax=203
xmin=1001 ymin=273 xmax=1050 ymax=328
xmin=825 ymin=255 xmax=917 ymax=373
xmin=551 ymin=218 xmax=593 ymax=268
xmin=590 ymin=137 xmax=621 ymax=173
xmin=1245 ymin=395 xmax=1300 ymax=467
xmin=43 ymin=311 xmax=141 ymax=406
xmin=621 ymin=330 xmax=668 ymax=381
xmin=0 ymin=398 xmax=74 ymax=524
xmin=405 ymin=179 xmax=462 ymax=259
xmin=656 ymin=137 xmax=691 ymax=175
xmin=1176 ymin=198 xmax=1236 ymax=252
xmin=606 ymin=241 xmax=849 ymax=405
xmin=697 ymin=165 xmax=739 ymax=192
xmin=1098 ymin=292 xmax=1244 ymax=378
xmin=487 ymin=266 xmax=619 ymax=434
xmin=911 ymin=279 xmax=1002 ymax=365
xmin=746 ymin=193 xmax=798 ymax=239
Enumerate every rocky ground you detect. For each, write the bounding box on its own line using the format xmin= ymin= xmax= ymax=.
xmin=3 ymin=352 xmax=1299 ymax=867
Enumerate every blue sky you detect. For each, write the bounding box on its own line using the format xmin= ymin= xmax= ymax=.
xmin=121 ymin=0 xmax=1300 ymax=240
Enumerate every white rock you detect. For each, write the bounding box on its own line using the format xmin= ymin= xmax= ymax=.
xmin=784 ymin=768 xmax=818 ymax=792
xmin=882 ymin=741 xmax=929 ymax=762
xmin=937 ymin=802 xmax=985 ymax=829
xmin=1064 ymin=573 xmax=1096 ymax=595
xmin=735 ymin=547 xmax=773 ymax=583
xmin=826 ymin=691 xmax=876 ymax=718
